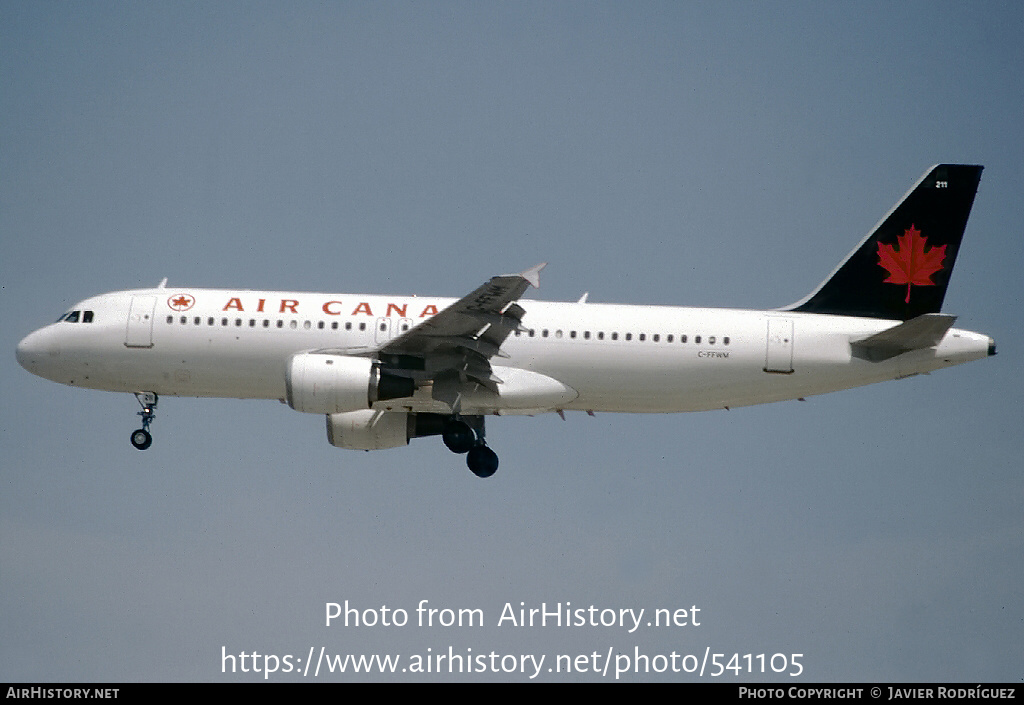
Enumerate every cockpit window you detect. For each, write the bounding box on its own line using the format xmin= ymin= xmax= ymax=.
xmin=57 ymin=309 xmax=94 ymax=323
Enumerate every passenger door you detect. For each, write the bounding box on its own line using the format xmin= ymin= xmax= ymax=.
xmin=125 ymin=296 xmax=157 ymax=348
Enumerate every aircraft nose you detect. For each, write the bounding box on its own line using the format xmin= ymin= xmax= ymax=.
xmin=16 ymin=328 xmax=54 ymax=372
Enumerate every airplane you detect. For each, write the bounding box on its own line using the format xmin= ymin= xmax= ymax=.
xmin=16 ymin=164 xmax=995 ymax=478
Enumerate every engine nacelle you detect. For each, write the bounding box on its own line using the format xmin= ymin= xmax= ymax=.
xmin=286 ymin=353 xmax=414 ymax=414
xmin=324 ymin=411 xmax=473 ymax=451
xmin=326 ymin=409 xmax=411 ymax=450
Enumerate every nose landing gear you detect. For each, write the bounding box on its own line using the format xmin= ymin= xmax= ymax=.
xmin=130 ymin=392 xmax=157 ymax=450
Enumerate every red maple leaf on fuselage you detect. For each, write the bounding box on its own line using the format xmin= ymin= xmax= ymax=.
xmin=877 ymin=224 xmax=946 ymax=304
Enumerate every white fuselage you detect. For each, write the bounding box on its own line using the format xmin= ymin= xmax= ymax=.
xmin=16 ymin=287 xmax=993 ymax=416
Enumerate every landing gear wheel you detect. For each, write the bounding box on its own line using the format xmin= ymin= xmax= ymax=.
xmin=442 ymin=420 xmax=476 ymax=454
xmin=131 ymin=392 xmax=158 ymax=450
xmin=467 ymin=445 xmax=499 ymax=478
xmin=130 ymin=428 xmax=152 ymax=450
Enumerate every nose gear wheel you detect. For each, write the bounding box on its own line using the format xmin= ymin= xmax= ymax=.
xmin=130 ymin=392 xmax=158 ymax=450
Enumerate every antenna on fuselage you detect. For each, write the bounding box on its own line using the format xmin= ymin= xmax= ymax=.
xmin=157 ymin=278 xmax=168 ymax=289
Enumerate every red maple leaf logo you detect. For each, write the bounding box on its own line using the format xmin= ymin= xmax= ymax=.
xmin=877 ymin=225 xmax=946 ymax=304
xmin=168 ymin=294 xmax=195 ymax=311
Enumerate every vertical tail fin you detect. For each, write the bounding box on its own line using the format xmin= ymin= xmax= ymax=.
xmin=786 ymin=164 xmax=983 ymax=320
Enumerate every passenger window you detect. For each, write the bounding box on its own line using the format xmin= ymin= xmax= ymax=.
xmin=611 ymin=333 xmax=618 ymax=340
xmin=194 ymin=317 xmax=201 ymax=325
xmin=249 ymin=319 xmax=256 ymax=327
xmin=681 ymin=335 xmax=688 ymax=343
xmin=598 ymin=332 xmax=604 ymax=340
xmin=639 ymin=334 xmax=646 ymax=341
xmin=724 ymin=337 xmax=730 ymax=345
xmin=667 ymin=334 xmax=673 ymax=342
xmin=625 ymin=333 xmax=632 ymax=341
xmin=235 ymin=319 xmax=242 ymax=327
xmin=221 ymin=318 xmax=228 ymax=326
xmin=695 ymin=335 xmax=701 ymax=344
xmin=180 ymin=316 xmax=187 ymax=325
xmin=359 ymin=322 xmax=366 ymax=331
xmin=331 ymin=322 xmax=338 ymax=330
xmin=277 ymin=320 xmax=284 ymax=328
xmin=208 ymin=317 xmax=214 ymax=326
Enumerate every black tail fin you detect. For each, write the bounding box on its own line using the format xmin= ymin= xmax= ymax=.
xmin=787 ymin=164 xmax=983 ymax=320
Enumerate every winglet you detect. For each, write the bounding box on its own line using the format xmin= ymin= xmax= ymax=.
xmin=519 ymin=263 xmax=546 ymax=289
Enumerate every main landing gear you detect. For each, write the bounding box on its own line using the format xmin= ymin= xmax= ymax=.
xmin=130 ymin=392 xmax=158 ymax=450
xmin=442 ymin=417 xmax=498 ymax=478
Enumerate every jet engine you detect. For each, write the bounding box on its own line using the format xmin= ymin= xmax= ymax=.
xmin=325 ymin=410 xmax=459 ymax=450
xmin=326 ymin=409 xmax=411 ymax=450
xmin=285 ymin=353 xmax=414 ymax=414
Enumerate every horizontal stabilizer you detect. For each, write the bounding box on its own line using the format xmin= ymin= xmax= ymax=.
xmin=851 ymin=313 xmax=957 ymax=362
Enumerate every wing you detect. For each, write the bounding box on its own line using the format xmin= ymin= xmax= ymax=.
xmin=377 ymin=263 xmax=545 ymax=410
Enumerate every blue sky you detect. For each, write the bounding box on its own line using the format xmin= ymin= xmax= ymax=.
xmin=2 ymin=1 xmax=1021 ymax=681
